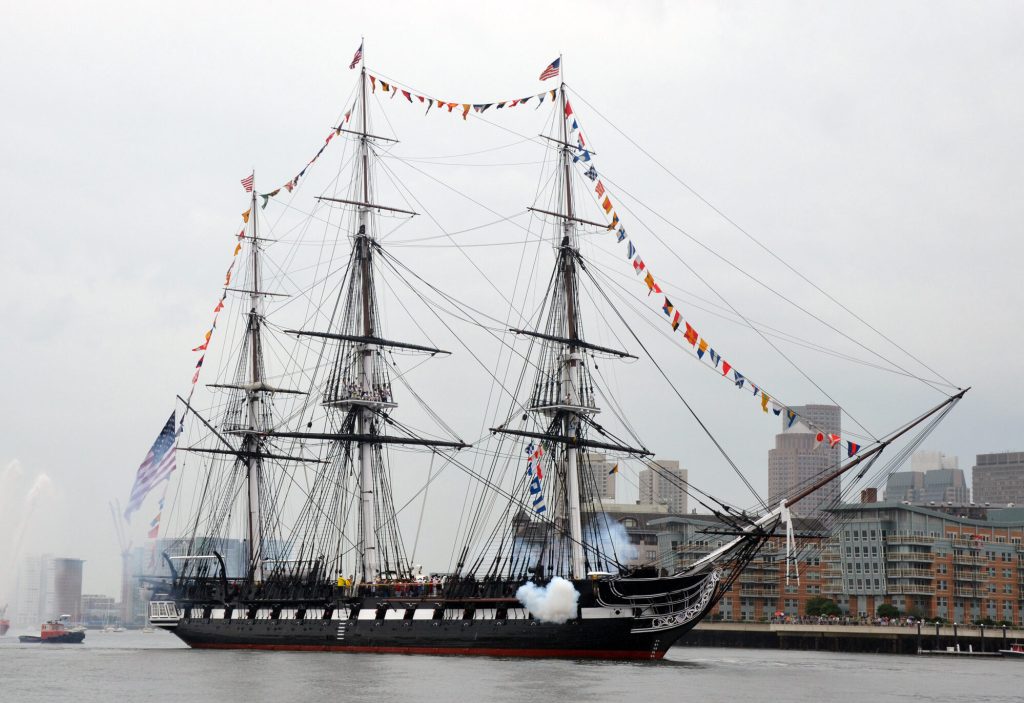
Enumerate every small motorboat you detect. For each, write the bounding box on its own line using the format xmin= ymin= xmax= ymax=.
xmin=999 ymin=643 xmax=1024 ymax=658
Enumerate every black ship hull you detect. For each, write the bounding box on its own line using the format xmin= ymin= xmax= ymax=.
xmin=153 ymin=570 xmax=724 ymax=660
xmin=165 ymin=614 xmax=695 ymax=659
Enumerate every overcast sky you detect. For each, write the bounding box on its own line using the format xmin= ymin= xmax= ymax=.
xmin=2 ymin=1 xmax=1022 ymax=599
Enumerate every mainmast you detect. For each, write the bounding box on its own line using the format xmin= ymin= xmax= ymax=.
xmin=244 ymin=185 xmax=265 ymax=582
xmin=276 ymin=44 xmax=468 ymax=586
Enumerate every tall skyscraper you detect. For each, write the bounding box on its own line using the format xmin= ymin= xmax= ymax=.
xmin=768 ymin=404 xmax=841 ymax=518
xmin=584 ymin=452 xmax=617 ymax=501
xmin=973 ymin=452 xmax=1024 ymax=505
xmin=638 ymin=459 xmax=688 ymax=515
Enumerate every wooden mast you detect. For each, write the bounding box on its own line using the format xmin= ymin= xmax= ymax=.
xmin=557 ymin=58 xmax=586 ymax=579
xmin=356 ymin=44 xmax=378 ymax=584
xmin=245 ymin=183 xmax=265 ymax=582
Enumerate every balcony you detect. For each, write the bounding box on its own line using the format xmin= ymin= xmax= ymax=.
xmin=886 ymin=551 xmax=934 ymax=563
xmin=887 ymin=584 xmax=936 ymax=595
xmin=739 ymin=589 xmax=780 ymax=599
xmin=953 ymin=555 xmax=987 ymax=566
xmin=886 ymin=568 xmax=933 ymax=579
xmin=887 ymin=534 xmax=935 ymax=546
xmin=952 ymin=571 xmax=985 ymax=583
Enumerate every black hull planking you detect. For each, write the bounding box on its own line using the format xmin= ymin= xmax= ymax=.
xmin=165 ymin=615 xmax=696 ymax=659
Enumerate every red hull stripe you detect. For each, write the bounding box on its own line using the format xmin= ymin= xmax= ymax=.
xmin=189 ymin=642 xmax=664 ymax=660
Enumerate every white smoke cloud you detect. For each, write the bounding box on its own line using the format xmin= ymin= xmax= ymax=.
xmin=515 ymin=576 xmax=580 ymax=624
xmin=593 ymin=513 xmax=638 ymax=564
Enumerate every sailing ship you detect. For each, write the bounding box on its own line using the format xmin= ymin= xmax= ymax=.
xmin=145 ymin=50 xmax=965 ymax=659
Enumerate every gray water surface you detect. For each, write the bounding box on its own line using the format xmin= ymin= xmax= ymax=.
xmin=1 ymin=631 xmax=1020 ymax=702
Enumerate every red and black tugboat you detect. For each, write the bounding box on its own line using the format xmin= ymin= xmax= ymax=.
xmin=19 ymin=616 xmax=86 ymax=644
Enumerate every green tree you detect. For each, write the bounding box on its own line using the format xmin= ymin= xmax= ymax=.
xmin=877 ymin=603 xmax=900 ymax=619
xmin=806 ymin=597 xmax=842 ymax=617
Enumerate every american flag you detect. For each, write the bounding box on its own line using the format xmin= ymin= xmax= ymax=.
xmin=240 ymin=173 xmax=254 ymax=192
xmin=124 ymin=412 xmax=177 ymax=520
xmin=349 ymin=41 xmax=363 ymax=69
xmin=539 ymin=57 xmax=560 ymax=81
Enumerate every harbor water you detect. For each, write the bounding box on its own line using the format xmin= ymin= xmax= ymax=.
xmin=0 ymin=631 xmax=1020 ymax=702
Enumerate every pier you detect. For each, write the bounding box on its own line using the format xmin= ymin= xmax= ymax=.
xmin=680 ymin=622 xmax=1024 ymax=655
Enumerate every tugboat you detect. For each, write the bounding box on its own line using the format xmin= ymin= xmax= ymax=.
xmin=19 ymin=616 xmax=86 ymax=644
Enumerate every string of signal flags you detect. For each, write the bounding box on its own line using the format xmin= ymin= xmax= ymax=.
xmin=184 ymin=50 xmax=863 ymax=457
xmin=559 ymin=99 xmax=864 ymax=458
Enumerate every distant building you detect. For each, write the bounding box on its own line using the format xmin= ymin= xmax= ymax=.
xmin=638 ymin=460 xmax=688 ymax=515
xmin=81 ymin=594 xmax=117 ymax=629
xmin=885 ymin=471 xmax=923 ymax=502
xmin=583 ymin=452 xmax=617 ymax=501
xmin=13 ymin=555 xmax=83 ymax=626
xmin=52 ymin=558 xmax=84 ymax=623
xmin=13 ymin=553 xmax=54 ymax=627
xmin=768 ymin=403 xmax=841 ymax=517
xmin=973 ymin=452 xmax=1024 ymax=506
xmin=885 ymin=451 xmax=969 ymax=504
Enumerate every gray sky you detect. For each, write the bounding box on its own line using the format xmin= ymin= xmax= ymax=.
xmin=2 ymin=1 xmax=1022 ymax=599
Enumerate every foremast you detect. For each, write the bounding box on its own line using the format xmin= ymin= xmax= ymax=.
xmin=493 ymin=61 xmax=646 ymax=580
xmin=556 ymin=67 xmax=586 ymax=579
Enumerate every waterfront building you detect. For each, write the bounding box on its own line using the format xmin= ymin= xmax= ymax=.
xmin=821 ymin=502 xmax=1024 ymax=624
xmin=637 ymin=459 xmax=688 ymax=515
xmin=652 ymin=501 xmax=1024 ymax=624
xmin=584 ymin=452 xmax=617 ymax=501
xmin=973 ymin=451 xmax=1024 ymax=505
